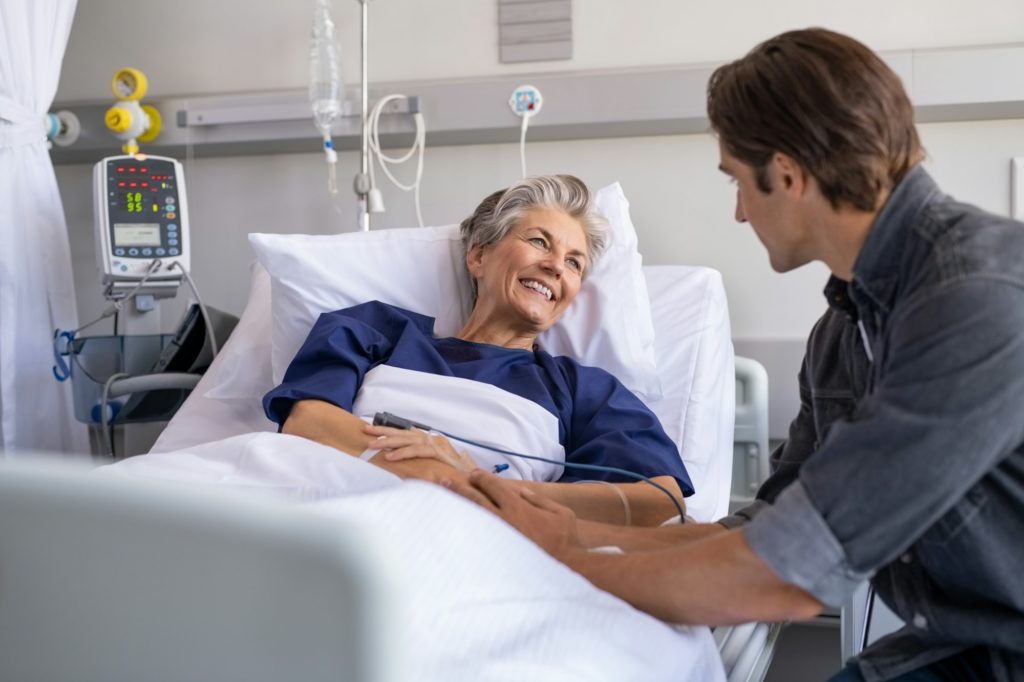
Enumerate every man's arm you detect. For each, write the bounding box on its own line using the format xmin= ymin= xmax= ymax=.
xmin=576 ymin=516 xmax=726 ymax=551
xmin=564 ymin=527 xmax=823 ymax=625
xmin=450 ymin=470 xmax=822 ymax=625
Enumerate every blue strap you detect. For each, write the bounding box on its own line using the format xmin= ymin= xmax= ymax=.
xmin=52 ymin=330 xmax=75 ymax=382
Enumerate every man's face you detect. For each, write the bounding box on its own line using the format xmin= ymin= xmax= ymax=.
xmin=717 ymin=140 xmax=813 ymax=273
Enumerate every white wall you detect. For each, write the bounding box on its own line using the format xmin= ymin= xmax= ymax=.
xmin=57 ymin=0 xmax=1024 ymax=101
xmin=53 ymin=1 xmax=1024 ymax=436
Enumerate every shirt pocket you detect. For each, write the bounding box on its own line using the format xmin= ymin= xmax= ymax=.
xmin=809 ymin=390 xmax=859 ymax=450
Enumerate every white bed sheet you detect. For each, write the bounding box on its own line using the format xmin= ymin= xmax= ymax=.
xmin=107 ymin=432 xmax=727 ymax=681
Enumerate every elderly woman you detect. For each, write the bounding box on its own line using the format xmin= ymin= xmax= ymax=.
xmin=263 ymin=175 xmax=692 ymax=526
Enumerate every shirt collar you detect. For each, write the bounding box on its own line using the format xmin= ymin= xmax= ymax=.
xmin=822 ymin=275 xmax=857 ymax=320
xmin=850 ymin=165 xmax=942 ymax=313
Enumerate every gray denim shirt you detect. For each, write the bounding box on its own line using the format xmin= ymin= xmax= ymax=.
xmin=729 ymin=167 xmax=1024 ymax=681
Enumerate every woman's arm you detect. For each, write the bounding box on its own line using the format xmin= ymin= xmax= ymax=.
xmin=523 ymin=476 xmax=684 ymax=527
xmin=283 ymin=399 xmax=466 ymax=483
xmin=283 ymin=399 xmax=374 ymax=455
xmin=369 ymin=421 xmax=685 ymax=526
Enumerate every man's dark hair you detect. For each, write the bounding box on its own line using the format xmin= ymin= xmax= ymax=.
xmin=707 ymin=28 xmax=924 ymax=211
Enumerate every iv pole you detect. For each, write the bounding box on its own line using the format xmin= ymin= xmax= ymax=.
xmin=354 ymin=0 xmax=372 ymax=231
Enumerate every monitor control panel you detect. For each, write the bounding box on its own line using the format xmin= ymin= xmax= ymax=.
xmin=94 ymin=154 xmax=190 ymax=285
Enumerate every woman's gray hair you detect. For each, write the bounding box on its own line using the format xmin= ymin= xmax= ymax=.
xmin=459 ymin=175 xmax=610 ymax=296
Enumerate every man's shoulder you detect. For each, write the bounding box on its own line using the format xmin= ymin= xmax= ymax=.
xmin=912 ymin=195 xmax=1024 ymax=287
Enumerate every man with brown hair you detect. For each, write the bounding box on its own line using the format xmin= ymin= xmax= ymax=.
xmin=449 ymin=27 xmax=1024 ymax=681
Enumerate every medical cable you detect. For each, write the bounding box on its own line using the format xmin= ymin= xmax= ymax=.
xmin=519 ymin=114 xmax=529 ymax=178
xmin=52 ymin=259 xmax=165 ymax=381
xmin=372 ymin=411 xmax=686 ymax=521
xmin=367 ymin=94 xmax=426 ymax=226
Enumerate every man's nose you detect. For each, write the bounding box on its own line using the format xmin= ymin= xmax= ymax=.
xmin=735 ymin=191 xmax=747 ymax=223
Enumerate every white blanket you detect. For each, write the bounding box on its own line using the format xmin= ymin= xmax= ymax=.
xmin=353 ymin=364 xmax=566 ymax=481
xmin=106 ymin=433 xmax=725 ymax=682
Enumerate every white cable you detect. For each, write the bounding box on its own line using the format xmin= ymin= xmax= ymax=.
xmin=170 ymin=261 xmax=218 ymax=359
xmin=367 ymin=94 xmax=426 ymax=226
xmin=101 ymin=372 xmax=130 ymax=457
xmin=71 ymin=259 xmax=165 ymax=336
xmin=520 ymin=114 xmax=529 ymax=179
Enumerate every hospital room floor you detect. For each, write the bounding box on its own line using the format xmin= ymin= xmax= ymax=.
xmin=765 ymin=617 xmax=842 ymax=681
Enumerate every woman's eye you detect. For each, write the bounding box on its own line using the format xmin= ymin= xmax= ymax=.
xmin=567 ymin=258 xmax=581 ymax=271
xmin=529 ymin=237 xmax=547 ymax=248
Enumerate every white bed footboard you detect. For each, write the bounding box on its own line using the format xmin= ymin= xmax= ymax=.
xmin=0 ymin=460 xmax=401 ymax=682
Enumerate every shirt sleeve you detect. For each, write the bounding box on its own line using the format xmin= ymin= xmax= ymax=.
xmin=558 ymin=361 xmax=695 ymax=496
xmin=261 ymin=306 xmax=396 ymax=426
xmin=743 ymin=279 xmax=1024 ymax=607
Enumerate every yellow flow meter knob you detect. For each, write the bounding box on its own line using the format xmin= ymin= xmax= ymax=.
xmin=104 ymin=105 xmax=133 ymax=133
xmin=111 ymin=67 xmax=148 ymax=101
xmin=137 ymin=105 xmax=162 ymax=142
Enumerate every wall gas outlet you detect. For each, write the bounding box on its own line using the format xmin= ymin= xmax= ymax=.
xmin=509 ymin=85 xmax=543 ymax=117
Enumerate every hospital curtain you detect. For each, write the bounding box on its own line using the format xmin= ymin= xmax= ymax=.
xmin=0 ymin=0 xmax=88 ymax=454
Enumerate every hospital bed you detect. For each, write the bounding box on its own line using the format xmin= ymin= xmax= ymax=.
xmin=0 ymin=190 xmax=780 ymax=680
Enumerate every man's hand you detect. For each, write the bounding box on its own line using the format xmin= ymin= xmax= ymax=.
xmin=446 ymin=469 xmax=584 ymax=559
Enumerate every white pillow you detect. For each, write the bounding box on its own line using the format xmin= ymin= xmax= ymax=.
xmin=202 ymin=261 xmax=274 ymax=402
xmin=226 ymin=182 xmax=659 ymax=400
xmin=542 ymin=182 xmax=659 ymax=399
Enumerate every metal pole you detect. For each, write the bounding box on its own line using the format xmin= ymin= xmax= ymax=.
xmin=359 ymin=0 xmax=370 ymax=231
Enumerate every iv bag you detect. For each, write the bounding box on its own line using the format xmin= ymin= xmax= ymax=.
xmin=309 ymin=0 xmax=342 ymax=136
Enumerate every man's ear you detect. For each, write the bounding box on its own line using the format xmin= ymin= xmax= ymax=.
xmin=772 ymin=152 xmax=807 ymax=196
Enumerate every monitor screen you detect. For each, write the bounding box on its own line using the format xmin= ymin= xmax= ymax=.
xmin=113 ymin=223 xmax=161 ymax=247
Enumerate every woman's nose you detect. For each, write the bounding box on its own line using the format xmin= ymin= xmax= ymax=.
xmin=541 ymin=253 xmax=564 ymax=276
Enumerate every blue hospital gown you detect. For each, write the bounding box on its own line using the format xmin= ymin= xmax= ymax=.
xmin=263 ymin=301 xmax=694 ymax=495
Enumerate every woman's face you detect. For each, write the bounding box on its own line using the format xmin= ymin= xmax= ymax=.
xmin=468 ymin=208 xmax=589 ymax=334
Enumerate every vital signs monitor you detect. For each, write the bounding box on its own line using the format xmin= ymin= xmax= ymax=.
xmin=93 ymin=155 xmax=189 ymax=297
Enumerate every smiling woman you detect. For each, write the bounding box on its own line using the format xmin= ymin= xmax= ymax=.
xmin=458 ymin=176 xmax=601 ymax=348
xmin=264 ymin=175 xmax=694 ymax=526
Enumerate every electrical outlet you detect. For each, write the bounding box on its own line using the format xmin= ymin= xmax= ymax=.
xmin=379 ymin=96 xmax=421 ymax=115
xmin=1012 ymin=157 xmax=1024 ymax=221
xmin=509 ymin=85 xmax=543 ymax=117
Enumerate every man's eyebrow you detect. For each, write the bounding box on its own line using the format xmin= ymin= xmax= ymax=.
xmin=718 ymin=164 xmax=733 ymax=175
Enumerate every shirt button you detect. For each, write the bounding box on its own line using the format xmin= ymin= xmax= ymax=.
xmin=913 ymin=613 xmax=928 ymax=630
xmin=900 ymin=552 xmax=913 ymax=564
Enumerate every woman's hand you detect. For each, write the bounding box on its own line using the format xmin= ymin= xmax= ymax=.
xmin=363 ymin=424 xmax=477 ymax=472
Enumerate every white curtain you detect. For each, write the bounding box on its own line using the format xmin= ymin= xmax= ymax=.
xmin=0 ymin=0 xmax=88 ymax=454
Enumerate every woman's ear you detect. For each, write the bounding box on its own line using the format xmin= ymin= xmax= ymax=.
xmin=466 ymin=244 xmax=486 ymax=279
